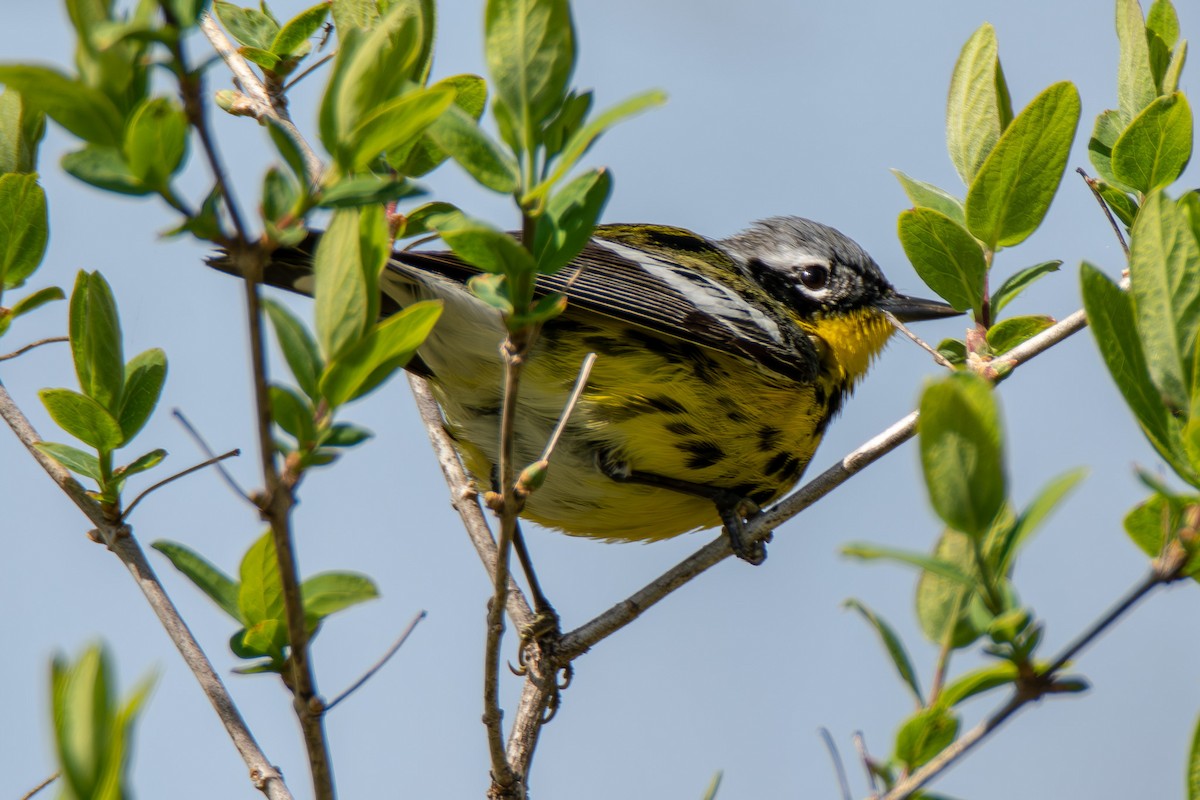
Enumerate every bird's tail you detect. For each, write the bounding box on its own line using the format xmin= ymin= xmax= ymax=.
xmin=205 ymin=233 xmax=323 ymax=300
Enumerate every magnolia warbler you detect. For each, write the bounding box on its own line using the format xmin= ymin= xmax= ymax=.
xmin=216 ymin=217 xmax=956 ymax=561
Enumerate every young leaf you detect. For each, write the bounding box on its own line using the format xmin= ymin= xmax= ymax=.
xmin=115 ymin=448 xmax=166 ymax=484
xmin=533 ymin=167 xmax=612 ymax=273
xmin=213 ymin=1 xmax=279 ymax=49
xmin=1097 ymin=182 xmax=1139 ymax=228
xmin=238 ymin=531 xmax=285 ymax=629
xmin=314 ymin=208 xmax=384 ymax=360
xmin=1117 ymin=0 xmax=1157 ymax=120
xmin=1088 ymin=108 xmax=1134 ymax=192
xmin=990 ymin=260 xmax=1061 ymax=317
xmin=894 ymin=707 xmax=960 ymax=771
xmin=897 ymin=207 xmax=985 ymax=315
xmin=1189 ymin=709 xmax=1200 ymax=800
xmin=266 ymin=117 xmax=312 ymax=188
xmin=264 ymin=298 xmax=323 ymax=402
xmin=152 ymin=540 xmax=242 ymax=621
xmin=992 ymin=467 xmax=1087 ymax=574
xmin=10 ymin=285 xmax=64 ymax=318
xmin=919 ymin=373 xmax=1006 ymax=537
xmin=0 ymin=173 xmax=47 ymax=290
xmin=270 ymin=384 xmax=315 ymax=443
xmin=1129 ymin=191 xmax=1200 ymax=412
xmin=118 ymin=348 xmax=167 ymax=443
xmin=61 ymin=145 xmax=151 ymax=196
xmin=891 ymin=169 xmax=965 ymax=226
xmin=964 ymin=81 xmax=1081 ymax=249
xmin=435 ymin=214 xmax=537 ymax=277
xmin=0 ymin=87 xmax=46 ymax=174
xmin=123 ymin=97 xmax=189 ymax=192
xmin=844 ymin=598 xmax=923 ymax=704
xmin=1111 ymin=93 xmax=1193 ymax=193
xmin=317 ymin=175 xmax=423 ymax=208
xmin=985 ymin=315 xmax=1054 ymax=355
xmin=485 ymin=0 xmax=576 ymax=147
xmin=1163 ymin=39 xmax=1187 ymax=96
xmin=34 ymin=441 xmax=102 ymax=481
xmin=321 ymin=422 xmax=373 ymax=447
xmin=0 ymin=65 xmax=124 ymax=147
xmin=39 ymin=387 xmax=124 ymax=451
xmin=320 ymin=300 xmax=442 ymax=407
xmin=390 ymin=73 xmax=489 ymax=178
xmin=301 ymin=571 xmax=379 ymax=620
xmin=425 ymin=104 xmax=521 ymax=193
xmin=917 ymin=530 xmax=987 ymax=649
xmin=270 ymin=2 xmax=329 ymax=57
xmin=347 ymin=85 xmax=455 ymax=172
xmin=936 ymin=662 xmax=1019 ymax=709
xmin=398 ymin=201 xmax=460 ymax=240
xmin=1081 ymin=262 xmax=1194 ymax=482
xmin=70 ymin=271 xmax=125 ymax=412
xmin=841 ymin=542 xmax=981 ymax=591
xmin=945 ymin=23 xmax=1009 ymax=185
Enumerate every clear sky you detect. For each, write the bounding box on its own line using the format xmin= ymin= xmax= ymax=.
xmin=2 ymin=2 xmax=1197 ymax=798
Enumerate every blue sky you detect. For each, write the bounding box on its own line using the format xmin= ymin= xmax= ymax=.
xmin=2 ymin=2 xmax=1197 ymax=798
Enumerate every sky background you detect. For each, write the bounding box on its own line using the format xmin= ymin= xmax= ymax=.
xmin=2 ymin=1 xmax=1198 ymax=798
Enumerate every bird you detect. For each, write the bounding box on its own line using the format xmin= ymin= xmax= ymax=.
xmin=213 ymin=216 xmax=957 ymax=562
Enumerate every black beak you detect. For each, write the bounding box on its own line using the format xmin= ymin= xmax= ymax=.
xmin=877 ymin=292 xmax=960 ymax=322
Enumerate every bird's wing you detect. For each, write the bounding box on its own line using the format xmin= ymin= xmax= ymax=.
xmin=394 ymin=227 xmax=817 ymax=382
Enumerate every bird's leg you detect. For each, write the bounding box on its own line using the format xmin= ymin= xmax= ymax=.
xmin=600 ymin=458 xmax=771 ymax=565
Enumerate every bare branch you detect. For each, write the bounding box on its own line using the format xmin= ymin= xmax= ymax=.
xmin=326 ymin=610 xmax=427 ymax=711
xmin=121 ymin=448 xmax=241 ymax=521
xmin=819 ymin=728 xmax=853 ymax=800
xmin=0 ymin=336 xmax=68 ymax=361
xmin=19 ymin=772 xmax=59 ymax=800
xmin=1076 ymin=167 xmax=1129 ymax=258
xmin=0 ymin=379 xmax=293 ymax=800
xmin=173 ymin=408 xmax=254 ymax=504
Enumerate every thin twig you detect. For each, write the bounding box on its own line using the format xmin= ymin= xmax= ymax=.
xmin=120 ymin=448 xmax=240 ymax=521
xmin=854 ymin=732 xmax=879 ymax=795
xmin=284 ymin=52 xmax=336 ymax=91
xmin=886 ymin=315 xmax=956 ymax=369
xmin=0 ymin=336 xmax=68 ymax=362
xmin=820 ymin=728 xmax=853 ymax=800
xmin=0 ymin=379 xmax=292 ymax=800
xmin=1076 ymin=167 xmax=1130 ymax=257
xmin=326 ymin=610 xmax=427 ymax=711
xmin=536 ymin=352 xmax=597 ymax=464
xmin=173 ymin=408 xmax=254 ymax=504
xmin=558 ymin=298 xmax=1091 ymax=660
xmin=880 ymin=567 xmax=1174 ymax=800
xmin=19 ymin=772 xmax=59 ymax=800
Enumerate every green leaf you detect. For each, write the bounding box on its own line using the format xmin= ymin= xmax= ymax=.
xmin=314 ymin=207 xmax=386 ymax=360
xmin=435 ymin=214 xmax=536 ymax=277
xmin=264 ymin=298 xmax=323 ymax=402
xmin=1147 ymin=0 xmax=1180 ymax=50
xmin=301 ymin=571 xmax=379 ymax=619
xmin=1097 ymin=182 xmax=1139 ymax=228
xmin=1117 ymin=0 xmax=1157 ymax=120
xmin=1081 ymin=262 xmax=1194 ymax=481
xmin=317 ymin=175 xmax=423 ymax=208
xmin=123 ymin=97 xmax=189 ymax=192
xmin=321 ymin=422 xmax=373 ymax=447
xmin=270 ymin=384 xmax=315 ymax=443
xmin=115 ymin=448 xmax=166 ymax=484
xmin=153 ymin=540 xmax=241 ymax=620
xmin=946 ymin=23 xmax=1009 ymax=184
xmin=118 ymin=348 xmax=166 ymax=443
xmin=895 ymin=707 xmax=959 ymax=771
xmin=240 ymin=47 xmax=281 ymax=72
xmin=841 ymin=542 xmax=981 ymax=591
xmin=992 ymin=467 xmax=1087 ymax=575
xmin=270 ymin=2 xmax=329 ymax=57
xmin=990 ymin=260 xmax=1061 ymax=317
xmin=0 ymin=65 xmax=125 ymax=147
xmin=891 ymin=169 xmax=965 ymax=226
xmin=1124 ymin=493 xmax=1200 ymax=577
xmin=1089 ymin=108 xmax=1134 ymax=192
xmin=897 ymin=207 xmax=986 ymax=315
xmin=0 ymin=173 xmax=47 ymax=289
xmin=467 ymin=273 xmax=513 ymax=315
xmin=347 ymin=86 xmax=455 ymax=172
xmin=320 ymin=300 xmax=442 ymax=407
xmin=39 ymin=388 xmax=123 ymax=452
xmin=238 ymin=531 xmax=285 ymax=628
xmin=397 ymin=201 xmax=459 ymax=240
xmin=0 ymin=87 xmax=45 ymax=175
xmin=936 ymin=338 xmax=966 ymax=366
xmin=543 ymin=88 xmax=592 ymax=161
xmin=917 ymin=530 xmax=986 ymax=649
xmin=35 ymin=441 xmax=102 ymax=481
xmin=844 ymin=598 xmax=922 ymax=704
xmin=485 ymin=0 xmax=576 ymax=150
xmin=10 ymin=285 xmax=64 ymax=319
xmin=1112 ymin=93 xmax=1194 ymax=194
xmin=51 ymin=645 xmax=113 ymax=798
xmin=1163 ymin=39 xmax=1187 ymax=96
xmin=529 ymin=90 xmax=666 ymax=202
xmin=70 ymin=271 xmax=125 ymax=412
xmin=937 ymin=662 xmax=1019 ymax=709
xmin=390 ymin=73 xmax=489 ymax=178
xmin=62 ymin=145 xmax=151 ymax=196
xmin=919 ymin=373 xmax=1006 ymax=537
xmin=1189 ymin=709 xmax=1200 ymax=800
xmin=239 ymin=619 xmax=288 ymax=661
xmin=985 ymin=315 xmax=1054 ymax=355
xmin=266 ymin=117 xmax=312 ymax=188
xmin=1129 ymin=191 xmax=1200 ymax=412
xmin=533 ymin=168 xmax=612 ymax=273
xmin=213 ymin=1 xmax=279 ymax=49
xmin=964 ymin=81 xmax=1081 ymax=249
xmin=426 ymin=103 xmax=521 ymax=193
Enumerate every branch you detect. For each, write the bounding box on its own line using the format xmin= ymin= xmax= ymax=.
xmin=0 ymin=336 xmax=68 ymax=361
xmin=120 ymin=448 xmax=240 ymax=521
xmin=326 ymin=610 xmax=427 ymax=711
xmin=0 ymin=379 xmax=293 ymax=800
xmin=558 ymin=300 xmax=1091 ymax=660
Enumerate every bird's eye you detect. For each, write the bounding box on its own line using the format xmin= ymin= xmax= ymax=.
xmin=799 ymin=265 xmax=830 ymax=291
